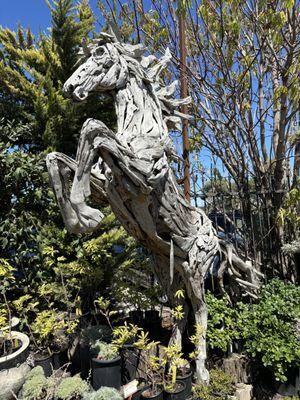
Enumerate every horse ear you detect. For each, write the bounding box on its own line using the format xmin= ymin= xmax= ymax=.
xmin=81 ymin=38 xmax=91 ymax=57
xmin=108 ymin=19 xmax=123 ymax=43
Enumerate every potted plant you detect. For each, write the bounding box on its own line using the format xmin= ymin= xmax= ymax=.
xmin=12 ymin=288 xmax=79 ymax=377
xmin=55 ymin=375 xmax=90 ymax=399
xmin=161 ymin=343 xmax=187 ymax=400
xmin=78 ymin=324 xmax=112 ymax=378
xmin=112 ymin=323 xmax=141 ymax=384
xmin=90 ymin=340 xmax=121 ymax=390
xmin=22 ymin=365 xmax=91 ymax=400
xmin=173 ymin=358 xmax=192 ymax=400
xmin=192 ymin=368 xmax=234 ymax=400
xmin=163 ymin=380 xmax=185 ymax=400
xmin=0 ymin=259 xmax=31 ymax=399
xmin=133 ymin=331 xmax=163 ymax=400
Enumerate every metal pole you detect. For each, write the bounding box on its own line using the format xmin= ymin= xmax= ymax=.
xmin=179 ymin=7 xmax=190 ymax=202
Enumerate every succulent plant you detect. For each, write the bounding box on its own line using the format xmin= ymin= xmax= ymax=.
xmin=90 ymin=340 xmax=118 ymax=360
xmin=55 ymin=375 xmax=90 ymax=399
xmin=23 ymin=367 xmax=48 ymax=400
xmin=83 ymin=387 xmax=123 ymax=400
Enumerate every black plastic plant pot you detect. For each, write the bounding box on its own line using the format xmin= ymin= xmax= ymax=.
xmin=91 ymin=355 xmax=122 ymax=390
xmin=121 ymin=344 xmax=141 ymax=384
xmin=129 ymin=310 xmax=144 ymax=325
xmin=140 ymin=387 xmax=164 ymax=400
xmin=34 ymin=353 xmax=53 ymax=377
xmin=145 ymin=310 xmax=160 ymax=323
xmin=163 ymin=381 xmax=186 ymax=400
xmin=80 ymin=342 xmax=91 ymax=379
xmin=177 ymin=370 xmax=193 ymax=399
xmin=52 ymin=349 xmax=69 ymax=370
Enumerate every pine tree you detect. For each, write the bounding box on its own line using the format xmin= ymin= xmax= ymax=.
xmin=0 ymin=0 xmax=114 ymax=154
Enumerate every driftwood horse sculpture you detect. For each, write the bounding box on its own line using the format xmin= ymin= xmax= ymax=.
xmin=47 ymin=30 xmax=259 ymax=382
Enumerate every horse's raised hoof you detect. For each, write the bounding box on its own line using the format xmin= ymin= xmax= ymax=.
xmin=72 ymin=203 xmax=104 ymax=233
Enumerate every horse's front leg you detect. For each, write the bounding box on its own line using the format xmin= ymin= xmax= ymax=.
xmin=46 ymin=149 xmax=108 ymax=234
xmin=46 ymin=152 xmax=83 ymax=233
xmin=69 ymin=118 xmax=121 ymax=233
xmin=190 ymin=289 xmax=210 ymax=384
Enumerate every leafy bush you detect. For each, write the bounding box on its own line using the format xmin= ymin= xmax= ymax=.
xmin=237 ymin=279 xmax=300 ymax=382
xmin=83 ymin=387 xmax=122 ymax=400
xmin=206 ymin=280 xmax=300 ymax=382
xmin=55 ymin=375 xmax=90 ymax=400
xmin=206 ymin=292 xmax=238 ymax=352
xmin=90 ymin=340 xmax=118 ymax=360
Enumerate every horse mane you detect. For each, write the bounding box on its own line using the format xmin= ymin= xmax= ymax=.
xmin=79 ymin=31 xmax=192 ymax=131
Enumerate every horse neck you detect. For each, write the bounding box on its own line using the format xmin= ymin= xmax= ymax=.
xmin=114 ymin=76 xmax=167 ymax=146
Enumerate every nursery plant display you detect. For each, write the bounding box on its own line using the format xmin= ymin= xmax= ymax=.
xmin=90 ymin=340 xmax=121 ymax=390
xmin=22 ymin=366 xmax=91 ymax=400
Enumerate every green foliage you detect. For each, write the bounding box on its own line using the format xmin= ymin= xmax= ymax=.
xmin=81 ymin=324 xmax=112 ymax=346
xmin=0 ymin=1 xmax=114 ymax=153
xmin=23 ymin=367 xmax=49 ymax=400
xmin=112 ymin=323 xmax=140 ymax=349
xmin=90 ymin=340 xmax=118 ymax=361
xmin=206 ymin=293 xmax=238 ymax=352
xmin=278 ymin=185 xmax=300 ymax=243
xmin=24 ymin=367 xmax=91 ymax=400
xmin=192 ymin=368 xmax=234 ymax=400
xmin=237 ymin=280 xmax=300 ymax=382
xmin=30 ymin=309 xmax=77 ymax=353
xmin=206 ymin=280 xmax=300 ymax=382
xmin=281 ymin=397 xmax=300 ymax=400
xmin=55 ymin=375 xmax=90 ymax=400
xmin=25 ymin=366 xmax=45 ymax=380
xmin=83 ymin=387 xmax=122 ymax=400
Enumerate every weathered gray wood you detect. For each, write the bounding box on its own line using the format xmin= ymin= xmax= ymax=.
xmin=46 ymin=29 xmax=261 ymax=383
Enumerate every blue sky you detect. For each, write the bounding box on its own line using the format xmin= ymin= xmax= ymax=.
xmin=0 ymin=0 xmax=217 ymax=195
xmin=0 ymin=0 xmax=100 ymax=35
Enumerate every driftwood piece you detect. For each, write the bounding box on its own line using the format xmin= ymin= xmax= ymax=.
xmin=47 ymin=27 xmax=261 ymax=382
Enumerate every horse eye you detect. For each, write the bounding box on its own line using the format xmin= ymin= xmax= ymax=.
xmin=94 ymin=47 xmax=105 ymax=57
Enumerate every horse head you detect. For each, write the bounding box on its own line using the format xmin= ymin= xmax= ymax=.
xmin=63 ymin=32 xmax=147 ymax=101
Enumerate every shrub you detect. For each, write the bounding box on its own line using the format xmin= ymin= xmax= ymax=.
xmin=192 ymin=368 xmax=234 ymax=400
xmin=237 ymin=279 xmax=300 ymax=382
xmin=209 ymin=368 xmax=234 ymax=396
xmin=55 ymin=375 xmax=90 ymax=400
xmin=206 ymin=293 xmax=238 ymax=352
xmin=23 ymin=367 xmax=48 ymax=400
xmin=83 ymin=387 xmax=123 ymax=400
xmin=90 ymin=340 xmax=118 ymax=360
xmin=206 ymin=280 xmax=300 ymax=382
